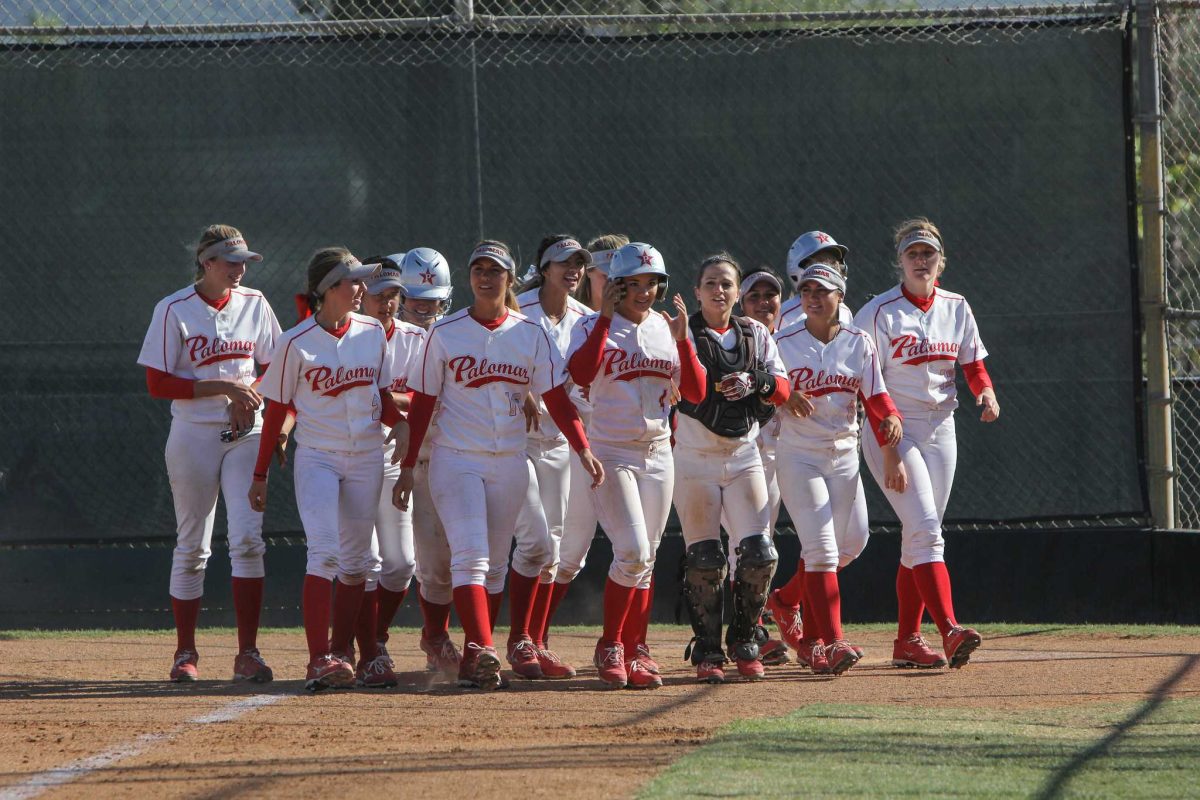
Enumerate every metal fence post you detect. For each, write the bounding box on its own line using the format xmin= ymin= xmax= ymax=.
xmin=1137 ymin=0 xmax=1175 ymax=528
xmin=455 ymin=0 xmax=475 ymax=25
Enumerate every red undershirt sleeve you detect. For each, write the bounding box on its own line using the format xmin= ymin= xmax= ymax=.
xmin=568 ymin=316 xmax=610 ymax=386
xmin=861 ymin=392 xmax=902 ymax=448
xmin=145 ymin=367 xmax=195 ymax=400
xmin=401 ymin=392 xmax=437 ymax=468
xmin=676 ymin=338 xmax=707 ymax=405
xmin=253 ymin=401 xmax=294 ymax=480
xmin=543 ymin=384 xmax=590 ymax=453
xmin=379 ymin=388 xmax=402 ymax=428
xmin=770 ymin=374 xmax=791 ymax=406
xmin=961 ymin=359 xmax=993 ymax=396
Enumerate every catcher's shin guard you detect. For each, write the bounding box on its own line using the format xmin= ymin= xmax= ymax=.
xmin=681 ymin=540 xmax=727 ymax=665
xmin=726 ymin=534 xmax=778 ymax=660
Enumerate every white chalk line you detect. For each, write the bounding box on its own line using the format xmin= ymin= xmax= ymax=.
xmin=0 ymin=693 xmax=287 ymax=800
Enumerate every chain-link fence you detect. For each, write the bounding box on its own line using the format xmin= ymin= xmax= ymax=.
xmin=0 ymin=0 xmax=1159 ymax=546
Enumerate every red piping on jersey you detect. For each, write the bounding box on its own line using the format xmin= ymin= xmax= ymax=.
xmin=568 ymin=315 xmax=611 ymax=386
xmin=253 ymin=400 xmax=296 ymax=480
xmin=543 ymin=384 xmax=590 ymax=453
xmin=862 ymin=391 xmax=901 ymax=448
xmin=145 ymin=367 xmax=195 ymax=400
xmin=160 ymin=291 xmax=198 ymax=371
xmin=401 ymin=391 xmax=437 ymax=468
xmin=962 ymin=359 xmax=993 ymax=396
xmin=677 ymin=338 xmax=707 ymax=405
xmin=901 ymin=285 xmax=936 ymax=313
xmin=470 ymin=309 xmax=508 ymax=330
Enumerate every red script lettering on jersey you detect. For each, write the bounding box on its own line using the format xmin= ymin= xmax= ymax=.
xmin=448 ymin=356 xmax=530 ymax=388
xmin=788 ymin=367 xmax=859 ymax=397
xmin=304 ymin=365 xmax=379 ymax=397
xmin=187 ymin=335 xmax=254 ymax=367
xmin=889 ymin=335 xmax=959 ymax=366
xmin=602 ymin=348 xmax=673 ymax=382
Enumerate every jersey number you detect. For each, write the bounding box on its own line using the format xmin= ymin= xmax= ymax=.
xmin=508 ymin=391 xmax=523 ymax=417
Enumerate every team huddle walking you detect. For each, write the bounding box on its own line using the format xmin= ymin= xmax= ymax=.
xmin=140 ymin=219 xmax=999 ymax=691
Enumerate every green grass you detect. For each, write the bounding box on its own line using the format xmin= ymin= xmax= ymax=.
xmin=3 ymin=622 xmax=1199 ymax=640
xmin=639 ymin=701 xmax=1200 ymax=799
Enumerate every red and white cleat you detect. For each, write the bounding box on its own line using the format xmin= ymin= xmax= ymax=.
xmin=825 ymin=640 xmax=860 ymax=675
xmin=420 ymin=634 xmax=462 ymax=679
xmin=506 ymin=636 xmax=545 ymax=680
xmin=170 ymin=649 xmax=199 ymax=683
xmin=232 ymin=648 xmax=273 ymax=684
xmin=759 ymin=638 xmax=790 ymax=666
xmin=593 ymin=640 xmax=628 ymax=689
xmin=625 ymin=658 xmax=663 ymax=689
xmin=795 ymin=638 xmax=829 ymax=674
xmin=305 ymin=654 xmax=355 ymax=692
xmin=696 ymin=659 xmax=726 ymax=684
xmin=733 ymin=657 xmax=766 ymax=681
xmin=459 ymin=643 xmax=507 ymax=691
xmin=536 ymin=646 xmax=577 ymax=679
xmin=766 ymin=590 xmax=804 ymax=652
xmin=356 ymin=655 xmax=398 ymax=688
xmin=633 ymin=643 xmax=661 ymax=675
xmin=943 ymin=626 xmax=982 ymax=669
xmin=891 ymin=633 xmax=949 ymax=669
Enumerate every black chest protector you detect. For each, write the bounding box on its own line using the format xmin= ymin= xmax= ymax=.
xmin=676 ymin=312 xmax=777 ymax=438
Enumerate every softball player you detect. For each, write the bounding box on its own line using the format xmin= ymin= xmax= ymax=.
xmin=510 ymin=235 xmax=595 ymax=679
xmin=249 ymin=247 xmax=403 ymax=691
xmin=777 ymin=231 xmax=855 ymax=331
xmin=855 ymin=218 xmax=999 ymax=669
xmin=774 ymin=264 xmax=904 ymax=675
xmin=674 ymin=254 xmax=789 ymax=684
xmin=393 ymin=240 xmax=603 ymax=691
xmin=567 ymin=242 xmax=706 ymax=690
xmin=138 ymin=224 xmax=281 ymax=684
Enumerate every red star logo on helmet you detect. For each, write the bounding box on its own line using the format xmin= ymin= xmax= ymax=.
xmin=815 ymin=232 xmax=831 ymax=244
xmin=419 ymin=268 xmax=435 ymax=284
xmin=638 ymin=251 xmax=655 ymax=266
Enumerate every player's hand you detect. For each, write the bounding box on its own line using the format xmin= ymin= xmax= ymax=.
xmin=579 ymin=448 xmax=605 ymax=488
xmin=718 ymin=372 xmax=754 ymax=401
xmin=785 ymin=390 xmax=815 ymax=418
xmin=599 ymin=281 xmax=622 ymax=319
xmin=274 ymin=433 xmax=289 ymax=468
xmin=523 ymin=393 xmax=540 ymax=433
xmin=661 ymin=294 xmax=689 ymax=341
xmin=392 ymin=467 xmax=415 ymax=510
xmin=248 ymin=479 xmax=268 ymax=512
xmin=386 ymin=420 xmax=410 ymax=465
xmin=229 ymin=403 xmax=256 ymax=437
xmin=879 ymin=414 xmax=903 ymax=447
xmin=225 ymin=381 xmax=263 ymax=412
xmin=977 ymin=387 xmax=1000 ymax=423
xmin=882 ymin=448 xmax=908 ymax=493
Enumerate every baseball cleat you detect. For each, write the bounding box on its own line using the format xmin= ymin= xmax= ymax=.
xmin=593 ymin=640 xmax=628 ymax=689
xmin=633 ymin=643 xmax=661 ymax=675
xmin=943 ymin=626 xmax=982 ymax=669
xmin=759 ymin=638 xmax=790 ymax=666
xmin=506 ymin=636 xmax=545 ymax=680
xmin=170 ymin=649 xmax=199 ymax=682
xmin=891 ymin=633 xmax=948 ymax=668
xmin=535 ymin=646 xmax=577 ymax=679
xmin=733 ymin=657 xmax=766 ymax=681
xmin=825 ymin=640 xmax=860 ymax=676
xmin=420 ymin=634 xmax=461 ymax=680
xmin=766 ymin=590 xmax=804 ymax=652
xmin=625 ymin=658 xmax=663 ymax=689
xmin=305 ymin=654 xmax=355 ymax=692
xmin=375 ymin=640 xmax=395 ymax=671
xmin=459 ymin=643 xmax=506 ymax=691
xmin=696 ymin=659 xmax=726 ymax=684
xmin=232 ymin=648 xmax=273 ymax=683
xmin=795 ymin=638 xmax=829 ymax=673
xmin=356 ymin=655 xmax=399 ymax=688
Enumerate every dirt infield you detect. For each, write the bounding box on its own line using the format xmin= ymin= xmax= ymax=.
xmin=1 ymin=626 xmax=1198 ymax=799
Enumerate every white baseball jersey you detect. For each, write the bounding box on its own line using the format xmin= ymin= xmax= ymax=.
xmin=567 ymin=311 xmax=680 ymax=445
xmin=258 ymin=313 xmax=394 ymax=453
xmin=674 ymin=317 xmax=786 ymax=450
xmin=138 ymin=286 xmax=281 ymax=424
xmin=414 ymin=308 xmax=564 ymax=455
xmin=777 ymin=296 xmax=854 ymax=332
xmin=853 ymin=286 xmax=988 ymax=413
xmin=516 ymin=288 xmax=592 ymax=442
xmin=773 ymin=322 xmax=888 ymax=452
xmin=381 ymin=320 xmax=427 ymax=462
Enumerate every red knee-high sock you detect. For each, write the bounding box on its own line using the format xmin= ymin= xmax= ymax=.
xmin=354 ymin=589 xmax=379 ymax=662
xmin=302 ymin=575 xmax=334 ymax=662
xmin=171 ymin=596 xmax=201 ymax=653
xmin=527 ymin=581 xmax=554 ymax=648
xmin=913 ymin=561 xmax=958 ymax=637
xmin=621 ymin=587 xmax=654 ymax=654
xmin=539 ymin=581 xmax=571 ymax=646
xmin=375 ymin=586 xmax=408 ymax=642
xmin=804 ymin=572 xmax=843 ymax=643
xmin=602 ymin=577 xmax=638 ymax=644
xmin=776 ymin=560 xmax=806 ymax=607
xmin=419 ymin=593 xmax=452 ymax=640
xmin=507 ymin=569 xmax=540 ymax=644
xmin=329 ymin=580 xmax=367 ymax=658
xmin=454 ymin=584 xmax=493 ymax=648
xmin=896 ymin=565 xmax=925 ymax=638
xmin=487 ymin=591 xmax=503 ymax=634
xmin=231 ymin=577 xmax=263 ymax=653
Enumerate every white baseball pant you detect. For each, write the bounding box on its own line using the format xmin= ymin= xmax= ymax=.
xmin=674 ymin=438 xmax=770 ymax=573
xmin=165 ymin=418 xmax=265 ymax=600
xmin=861 ymin=408 xmax=957 ymax=568
xmin=366 ymin=450 xmax=417 ymax=594
xmin=589 ymin=439 xmax=674 ymax=589
xmin=556 ymin=442 xmax=602 ymax=584
xmin=511 ymin=438 xmax=569 ymax=582
xmin=428 ymin=446 xmax=528 ymax=590
xmin=776 ymin=441 xmax=868 ymax=573
xmin=294 ymin=444 xmax=384 ymax=584
xmin=412 ymin=457 xmax=453 ymax=605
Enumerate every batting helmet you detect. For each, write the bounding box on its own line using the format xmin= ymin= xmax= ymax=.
xmin=608 ymin=242 xmax=669 ymax=301
xmin=786 ymin=232 xmax=849 ymax=289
